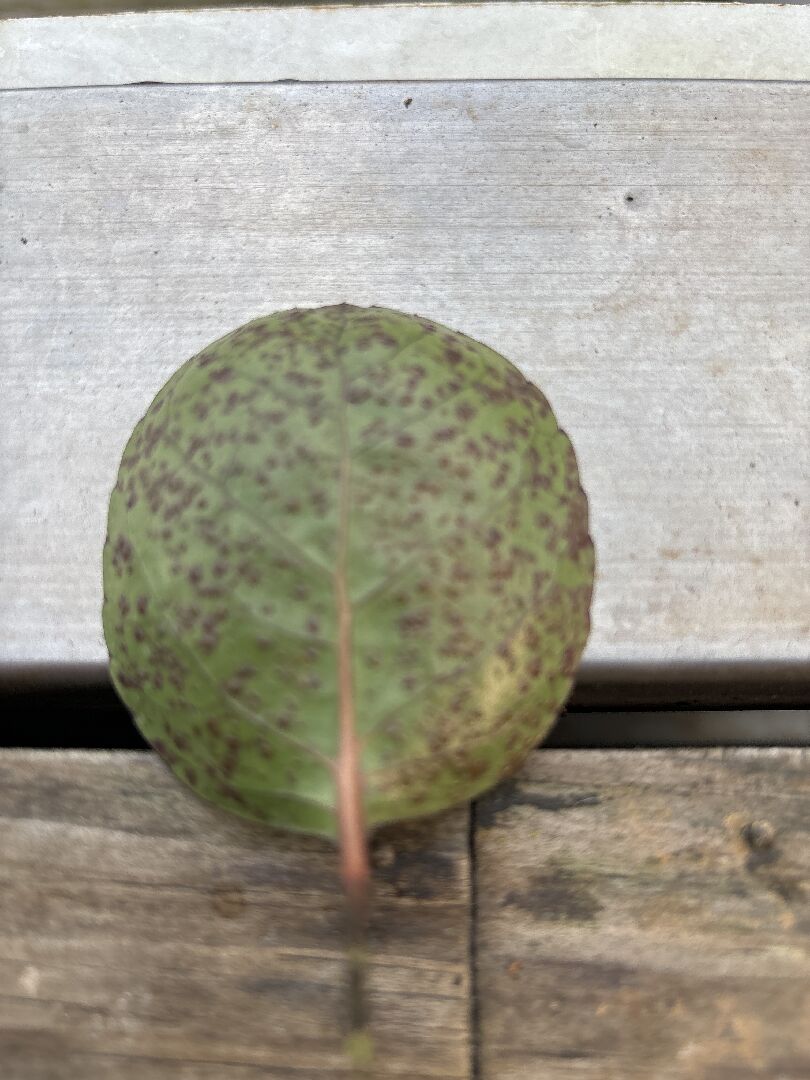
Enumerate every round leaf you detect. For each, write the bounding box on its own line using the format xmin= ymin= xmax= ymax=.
xmin=103 ymin=305 xmax=594 ymax=838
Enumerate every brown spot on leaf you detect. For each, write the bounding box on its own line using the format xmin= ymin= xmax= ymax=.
xmin=398 ymin=610 xmax=430 ymax=634
xmin=344 ymin=385 xmax=371 ymax=405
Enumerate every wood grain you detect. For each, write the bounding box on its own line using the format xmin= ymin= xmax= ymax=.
xmin=1 ymin=80 xmax=808 ymax=678
xmin=3 ymin=749 xmax=809 ymax=1077
xmin=475 ymin=748 xmax=810 ymax=1079
xmin=0 ymin=751 xmax=471 ymax=1078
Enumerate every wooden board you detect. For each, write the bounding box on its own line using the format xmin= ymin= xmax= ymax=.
xmin=475 ymin=748 xmax=810 ymax=1079
xmin=3 ymin=748 xmax=809 ymax=1077
xmin=0 ymin=751 xmax=471 ymax=1078
xmin=4 ymin=5 xmax=810 ymax=87
xmin=6 ymin=0 xmax=809 ymax=15
xmin=1 ymin=80 xmax=808 ymax=680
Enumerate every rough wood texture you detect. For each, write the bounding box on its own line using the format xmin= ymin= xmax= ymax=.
xmin=0 ymin=751 xmax=471 ymax=1078
xmin=3 ymin=749 xmax=809 ymax=1077
xmin=476 ymin=748 xmax=810 ymax=1079
xmin=1 ymin=81 xmax=808 ymax=676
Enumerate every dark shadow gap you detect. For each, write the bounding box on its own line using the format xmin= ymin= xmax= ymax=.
xmin=0 ymin=680 xmax=807 ymax=749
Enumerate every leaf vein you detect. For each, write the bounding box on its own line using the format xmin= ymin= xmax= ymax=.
xmin=124 ymin=535 xmax=333 ymax=768
xmin=159 ymin=432 xmax=333 ymax=580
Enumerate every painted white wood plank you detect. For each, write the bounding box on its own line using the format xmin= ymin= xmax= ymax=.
xmin=1 ymin=80 xmax=808 ymax=674
xmin=1 ymin=3 xmax=810 ymax=90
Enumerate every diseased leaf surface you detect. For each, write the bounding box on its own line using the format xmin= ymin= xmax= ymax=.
xmin=103 ymin=305 xmax=594 ymax=838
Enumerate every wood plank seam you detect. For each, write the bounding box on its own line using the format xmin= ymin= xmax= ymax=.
xmin=469 ymin=799 xmax=482 ymax=1080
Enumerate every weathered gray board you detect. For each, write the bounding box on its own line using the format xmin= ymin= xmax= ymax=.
xmin=0 ymin=750 xmax=471 ymax=1078
xmin=476 ymin=748 xmax=810 ymax=1079
xmin=1 ymin=81 xmax=809 ymax=682
xmin=1 ymin=748 xmax=808 ymax=1076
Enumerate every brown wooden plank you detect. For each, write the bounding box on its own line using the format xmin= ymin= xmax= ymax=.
xmin=475 ymin=748 xmax=810 ymax=1079
xmin=4 ymin=746 xmax=810 ymax=1078
xmin=0 ymin=751 xmax=471 ymax=1079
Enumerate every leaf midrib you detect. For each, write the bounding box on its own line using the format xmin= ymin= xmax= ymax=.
xmin=333 ymin=313 xmax=370 ymax=895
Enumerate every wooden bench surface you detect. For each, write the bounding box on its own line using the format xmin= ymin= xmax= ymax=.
xmin=2 ymin=78 xmax=809 ymax=681
xmin=1 ymin=747 xmax=808 ymax=1077
xmin=2 ymin=20 xmax=808 ymax=1078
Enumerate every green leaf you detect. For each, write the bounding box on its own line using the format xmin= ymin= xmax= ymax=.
xmin=103 ymin=304 xmax=593 ymax=840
